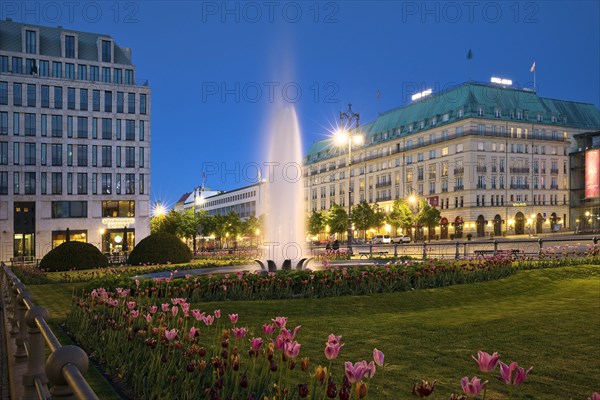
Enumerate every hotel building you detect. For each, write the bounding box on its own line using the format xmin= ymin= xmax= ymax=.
xmin=304 ymin=82 xmax=600 ymax=239
xmin=0 ymin=19 xmax=151 ymax=261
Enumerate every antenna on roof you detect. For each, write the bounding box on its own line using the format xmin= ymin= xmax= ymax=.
xmin=376 ymin=89 xmax=381 ymax=115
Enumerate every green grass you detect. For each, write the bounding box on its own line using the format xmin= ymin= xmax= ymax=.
xmin=26 ymin=266 xmax=600 ymax=399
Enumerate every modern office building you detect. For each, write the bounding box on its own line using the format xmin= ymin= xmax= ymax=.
xmin=304 ymin=82 xmax=600 ymax=238
xmin=174 ymin=187 xmax=221 ymax=212
xmin=0 ymin=19 xmax=151 ymax=261
xmin=196 ymin=182 xmax=265 ymax=220
xmin=570 ymin=131 xmax=600 ymax=233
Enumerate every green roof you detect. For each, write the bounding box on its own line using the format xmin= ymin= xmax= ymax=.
xmin=306 ymin=82 xmax=600 ymax=164
xmin=0 ymin=19 xmax=133 ymax=65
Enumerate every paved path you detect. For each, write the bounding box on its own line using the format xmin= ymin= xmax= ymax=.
xmin=0 ymin=301 xmax=10 ymax=400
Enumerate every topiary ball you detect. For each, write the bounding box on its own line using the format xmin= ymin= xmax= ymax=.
xmin=127 ymin=233 xmax=191 ymax=265
xmin=40 ymin=241 xmax=108 ymax=272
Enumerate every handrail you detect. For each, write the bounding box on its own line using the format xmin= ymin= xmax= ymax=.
xmin=0 ymin=262 xmax=99 ymax=400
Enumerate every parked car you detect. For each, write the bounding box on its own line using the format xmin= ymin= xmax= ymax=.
xmin=390 ymin=235 xmax=411 ymax=244
xmin=370 ymin=234 xmax=391 ymax=244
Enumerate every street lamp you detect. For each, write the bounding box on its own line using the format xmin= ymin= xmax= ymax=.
xmin=334 ymin=103 xmax=361 ymax=256
xmin=407 ymin=194 xmax=420 ymax=240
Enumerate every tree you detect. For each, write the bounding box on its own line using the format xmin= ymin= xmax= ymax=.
xmin=417 ymin=200 xmax=441 ymax=241
xmin=386 ymin=199 xmax=413 ymax=234
xmin=352 ymin=201 xmax=386 ymax=239
xmin=307 ymin=211 xmax=325 ymax=236
xmin=371 ymin=203 xmax=386 ymax=231
xmin=241 ymin=215 xmax=262 ymax=246
xmin=176 ymin=209 xmax=206 ymax=253
xmin=326 ymin=203 xmax=348 ymax=236
xmin=150 ymin=209 xmax=181 ymax=235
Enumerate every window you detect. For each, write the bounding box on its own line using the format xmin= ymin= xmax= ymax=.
xmin=92 ymin=90 xmax=100 ymax=111
xmin=13 ymin=113 xmax=20 ymax=135
xmin=80 ymin=88 xmax=88 ymax=110
xmin=24 ymin=113 xmax=35 ymax=135
xmin=0 ymin=112 xmax=6 ymax=135
xmin=13 ymin=172 xmax=20 ymax=194
xmin=92 ymin=145 xmax=97 ymax=167
xmin=13 ymin=142 xmax=19 ymax=164
xmin=125 ymin=174 xmax=135 ymax=194
xmin=77 ymin=116 xmax=88 ymax=138
xmin=24 ymin=143 xmax=35 ymax=165
xmin=139 ymin=174 xmax=144 ymax=194
xmin=102 ymin=145 xmax=112 ymax=167
xmin=139 ymin=147 xmax=144 ymax=167
xmin=92 ymin=174 xmax=97 ymax=195
xmin=0 ymin=82 xmax=7 ymax=105
xmin=116 ymin=146 xmax=121 ymax=167
xmin=41 ymin=85 xmax=49 ymax=107
xmin=102 ymin=118 xmax=112 ymax=139
xmin=477 ymin=142 xmax=484 ymax=151
xmin=114 ymin=69 xmax=123 ymax=84
xmin=51 ymin=115 xmax=62 ymax=137
xmin=77 ymin=173 xmax=87 ymax=194
xmin=125 ymin=120 xmax=135 ymax=140
xmin=0 ymin=172 xmax=8 ymax=195
xmin=27 ymin=84 xmax=36 ymax=107
xmin=477 ymin=124 xmax=485 ymax=135
xmin=26 ymin=30 xmax=37 ymax=53
xmin=65 ymin=63 xmax=74 ymax=79
xmin=102 ymin=200 xmax=135 ymax=217
xmin=67 ymin=144 xmax=73 ymax=166
xmin=117 ymin=92 xmax=124 ymax=113
xmin=0 ymin=56 xmax=7 ymax=72
xmin=116 ymin=120 xmax=122 ymax=140
xmin=139 ymin=120 xmax=145 ymax=141
xmin=115 ymin=173 xmax=121 ymax=194
xmin=67 ymin=87 xmax=75 ymax=109
xmin=125 ymin=146 xmax=135 ymax=167
xmin=68 ymin=116 xmax=74 ymax=138
xmin=52 ymin=62 xmax=62 ymax=78
xmin=104 ymin=91 xmax=112 ymax=112
xmin=92 ymin=118 xmax=98 ymax=139
xmin=102 ymin=173 xmax=112 ymax=194
xmin=51 ymin=201 xmax=87 ymax=218
xmin=90 ymin=66 xmax=99 ymax=81
xmin=13 ymin=83 xmax=22 ymax=106
xmin=125 ymin=69 xmax=134 ymax=84
xmin=128 ymin=93 xmax=135 ymax=113
xmin=52 ymin=144 xmax=62 ymax=166
xmin=77 ymin=144 xmax=87 ymax=166
xmin=52 ymin=172 xmax=62 ymax=195
xmin=0 ymin=142 xmax=7 ymax=164
xmin=41 ymin=143 xmax=46 ymax=165
xmin=54 ymin=86 xmax=62 ymax=109
xmin=140 ymin=94 xmax=147 ymax=114
xmin=102 ymin=40 xmax=112 ymax=62
xmin=102 ymin=67 xmax=111 ymax=83
xmin=12 ymin=57 xmax=23 ymax=74
xmin=65 ymin=35 xmax=75 ymax=58
xmin=67 ymin=172 xmax=73 ymax=194
xmin=456 ymin=144 xmax=463 ymax=153
xmin=78 ymin=65 xmax=87 ymax=80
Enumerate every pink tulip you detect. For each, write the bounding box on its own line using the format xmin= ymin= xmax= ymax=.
xmin=144 ymin=314 xmax=152 ymax=323
xmin=284 ymin=340 xmax=301 ymax=358
xmin=213 ymin=309 xmax=221 ymax=318
xmin=324 ymin=342 xmax=344 ymax=360
xmin=171 ymin=306 xmax=178 ymax=317
xmin=280 ymin=325 xmax=301 ymax=341
xmin=171 ymin=297 xmax=184 ymax=305
xmin=109 ymin=299 xmax=119 ymax=307
xmin=461 ymin=376 xmax=488 ymax=397
xmin=274 ymin=334 xmax=286 ymax=351
xmin=181 ymin=303 xmax=190 ymax=314
xmin=589 ymin=392 xmax=600 ymax=400
xmin=229 ymin=314 xmax=239 ymax=324
xmin=192 ymin=309 xmax=205 ymax=321
xmin=161 ymin=303 xmax=169 ymax=312
xmin=232 ymin=327 xmax=247 ymax=339
xmin=189 ymin=327 xmax=199 ymax=338
xmin=345 ymin=361 xmax=367 ymax=384
xmin=130 ymin=310 xmax=139 ymax=318
xmin=203 ymin=315 xmax=214 ymax=326
xmin=373 ymin=348 xmax=385 ymax=367
xmin=364 ymin=361 xmax=376 ymax=378
xmin=250 ymin=337 xmax=263 ymax=351
xmin=149 ymin=306 xmax=158 ymax=314
xmin=165 ymin=329 xmax=178 ymax=341
xmin=513 ymin=365 xmax=533 ymax=385
xmin=263 ymin=324 xmax=275 ymax=336
xmin=472 ymin=351 xmax=500 ymax=373
xmin=272 ymin=316 xmax=288 ymax=329
xmin=126 ymin=301 xmax=136 ymax=310
xmin=91 ymin=289 xmax=98 ymax=298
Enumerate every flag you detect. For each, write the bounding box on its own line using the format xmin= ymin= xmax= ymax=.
xmin=530 ymin=62 xmax=536 ymax=73
xmin=467 ymin=49 xmax=472 ymax=60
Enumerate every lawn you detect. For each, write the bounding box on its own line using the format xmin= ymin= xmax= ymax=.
xmin=26 ymin=265 xmax=600 ymax=399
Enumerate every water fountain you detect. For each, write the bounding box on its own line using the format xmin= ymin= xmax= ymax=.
xmin=255 ymin=107 xmax=311 ymax=272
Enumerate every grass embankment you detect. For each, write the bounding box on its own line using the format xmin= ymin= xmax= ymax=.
xmin=27 ymin=266 xmax=600 ymax=399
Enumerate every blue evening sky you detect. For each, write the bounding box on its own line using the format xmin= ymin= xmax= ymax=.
xmin=5 ymin=1 xmax=599 ymax=206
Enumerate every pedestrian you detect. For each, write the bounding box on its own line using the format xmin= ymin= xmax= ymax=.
xmin=332 ymin=239 xmax=340 ymax=251
xmin=325 ymin=241 xmax=332 ymax=251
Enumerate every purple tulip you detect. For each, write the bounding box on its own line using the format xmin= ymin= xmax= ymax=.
xmin=373 ymin=348 xmax=385 ymax=366
xmin=344 ymin=361 xmax=367 ymax=384
xmin=513 ymin=365 xmax=533 ymax=385
xmin=249 ymin=337 xmax=263 ymax=351
xmin=324 ymin=342 xmax=344 ymax=360
xmin=165 ymin=328 xmax=178 ymax=341
xmin=229 ymin=314 xmax=238 ymax=324
xmin=284 ymin=340 xmax=301 ymax=359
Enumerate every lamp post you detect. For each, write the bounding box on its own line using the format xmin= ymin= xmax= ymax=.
xmin=334 ymin=103 xmax=361 ymax=256
xmin=408 ymin=194 xmax=419 ymax=240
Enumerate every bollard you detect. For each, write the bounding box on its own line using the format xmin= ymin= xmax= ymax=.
xmin=394 ymin=243 xmax=398 ymax=258
xmin=422 ymin=242 xmax=427 ymax=260
xmin=455 ymin=241 xmax=460 ymax=259
xmin=493 ymin=240 xmax=498 ymax=255
xmin=22 ymin=306 xmax=51 ymax=399
xmin=14 ymin=288 xmax=29 ymax=360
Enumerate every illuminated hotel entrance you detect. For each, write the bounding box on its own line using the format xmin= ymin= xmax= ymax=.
xmin=14 ymin=202 xmax=36 ymax=258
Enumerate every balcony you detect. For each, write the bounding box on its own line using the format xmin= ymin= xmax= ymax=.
xmin=417 ymin=175 xmax=424 ymax=181
xmin=551 ymin=169 xmax=559 ymax=174
xmin=375 ymin=181 xmax=391 ymax=188
xmin=454 ymin=185 xmax=464 ymax=191
xmin=441 ymin=187 xmax=448 ymax=193
xmin=509 ymin=167 xmax=530 ymax=174
xmin=454 ymin=167 xmax=464 ymax=175
xmin=376 ymin=195 xmax=392 ymax=202
xmin=491 ymin=166 xmax=497 ymax=173
xmin=429 ymin=173 xmax=436 ymax=180
xmin=550 ymin=184 xmax=559 ymax=189
xmin=476 ymin=184 xmax=487 ymax=190
xmin=476 ymin=166 xmax=487 ymax=173
xmin=509 ymin=184 xmax=530 ymax=190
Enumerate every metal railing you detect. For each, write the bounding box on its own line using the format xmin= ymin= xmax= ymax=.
xmin=310 ymin=236 xmax=600 ymax=261
xmin=0 ymin=263 xmax=99 ymax=400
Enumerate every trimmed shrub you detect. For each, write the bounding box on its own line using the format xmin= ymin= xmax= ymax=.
xmin=40 ymin=241 xmax=108 ymax=272
xmin=127 ymin=233 xmax=191 ymax=265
